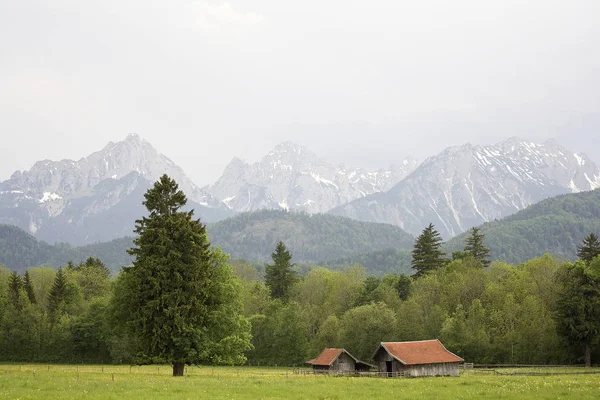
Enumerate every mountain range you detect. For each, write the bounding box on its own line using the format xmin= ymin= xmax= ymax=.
xmin=329 ymin=138 xmax=600 ymax=238
xmin=1 ymin=133 xmax=599 ymax=246
xmin=0 ymin=134 xmax=232 ymax=245
xmin=204 ymin=141 xmax=418 ymax=214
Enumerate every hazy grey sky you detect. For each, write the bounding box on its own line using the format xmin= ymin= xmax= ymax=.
xmin=1 ymin=0 xmax=599 ymax=185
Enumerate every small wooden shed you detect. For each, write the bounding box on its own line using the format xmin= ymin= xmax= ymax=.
xmin=306 ymin=348 xmax=374 ymax=373
xmin=372 ymin=339 xmax=464 ymax=377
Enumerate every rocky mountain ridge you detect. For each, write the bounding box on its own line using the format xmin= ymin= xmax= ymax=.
xmin=0 ymin=134 xmax=231 ymax=244
xmin=329 ymin=137 xmax=600 ymax=238
xmin=204 ymin=141 xmax=418 ymax=214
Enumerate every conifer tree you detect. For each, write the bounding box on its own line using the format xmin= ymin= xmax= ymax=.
xmin=265 ymin=241 xmax=297 ymax=300
xmin=23 ymin=270 xmax=36 ymax=305
xmin=555 ymin=258 xmax=600 ymax=367
xmin=464 ymin=227 xmax=491 ymax=267
xmin=116 ymin=174 xmax=251 ymax=376
xmin=412 ymin=223 xmax=446 ymax=277
xmin=47 ymin=267 xmax=68 ymax=322
xmin=577 ymin=233 xmax=600 ymax=264
xmin=8 ymin=271 xmax=23 ymax=309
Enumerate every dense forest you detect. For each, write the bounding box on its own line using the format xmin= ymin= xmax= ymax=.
xmin=206 ymin=210 xmax=414 ymax=262
xmin=2 ymin=245 xmax=600 ymax=366
xmin=0 ymin=225 xmax=134 ymax=274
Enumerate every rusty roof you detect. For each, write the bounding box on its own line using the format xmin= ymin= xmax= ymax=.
xmin=375 ymin=340 xmax=464 ymax=365
xmin=306 ymin=348 xmax=344 ymax=366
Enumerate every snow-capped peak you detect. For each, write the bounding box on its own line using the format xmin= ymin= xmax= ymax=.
xmin=205 ymin=141 xmax=418 ymax=214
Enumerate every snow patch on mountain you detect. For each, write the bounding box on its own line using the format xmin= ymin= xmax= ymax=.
xmin=329 ymin=137 xmax=600 ymax=238
xmin=205 ymin=141 xmax=418 ymax=214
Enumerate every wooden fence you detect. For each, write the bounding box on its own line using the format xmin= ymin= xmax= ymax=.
xmin=293 ymin=370 xmax=406 ymax=378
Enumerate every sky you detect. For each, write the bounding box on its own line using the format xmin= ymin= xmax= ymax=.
xmin=1 ymin=0 xmax=599 ymax=186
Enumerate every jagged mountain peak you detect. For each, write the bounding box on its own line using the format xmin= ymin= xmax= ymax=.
xmin=0 ymin=134 xmax=231 ymax=242
xmin=261 ymin=141 xmax=323 ymax=171
xmin=330 ymin=137 xmax=600 ymax=239
xmin=205 ymin=141 xmax=418 ymax=214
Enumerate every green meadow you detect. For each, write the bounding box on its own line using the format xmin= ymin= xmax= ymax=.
xmin=1 ymin=365 xmax=599 ymax=399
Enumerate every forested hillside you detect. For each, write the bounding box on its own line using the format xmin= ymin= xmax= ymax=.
xmin=0 ymin=211 xmax=414 ymax=273
xmin=446 ymin=188 xmax=600 ymax=263
xmin=0 ymin=225 xmax=133 ymax=273
xmin=206 ymin=210 xmax=414 ymax=262
xmin=324 ymin=248 xmax=413 ymax=276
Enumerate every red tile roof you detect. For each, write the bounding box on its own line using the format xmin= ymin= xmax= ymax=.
xmin=306 ymin=348 xmax=344 ymax=366
xmin=378 ymin=340 xmax=464 ymax=365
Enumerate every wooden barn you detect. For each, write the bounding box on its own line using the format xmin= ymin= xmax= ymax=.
xmin=371 ymin=340 xmax=464 ymax=377
xmin=306 ymin=348 xmax=374 ymax=373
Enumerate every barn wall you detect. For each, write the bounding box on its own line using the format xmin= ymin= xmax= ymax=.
xmin=335 ymin=352 xmax=356 ymax=372
xmin=403 ymin=363 xmax=460 ymax=377
xmin=373 ymin=347 xmax=393 ymax=372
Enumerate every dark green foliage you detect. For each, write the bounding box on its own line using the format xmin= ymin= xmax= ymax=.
xmin=115 ymin=175 xmax=251 ymax=375
xmin=464 ymin=227 xmax=491 ymax=267
xmin=0 ymin=224 xmax=134 ymax=274
xmin=446 ymin=188 xmax=600 ymax=264
xmin=246 ymin=300 xmax=309 ymax=366
xmin=412 ymin=223 xmax=446 ymax=277
xmin=555 ymin=258 xmax=600 ymax=366
xmin=577 ymin=233 xmax=600 ymax=264
xmin=8 ymin=271 xmax=23 ymax=309
xmin=71 ymin=299 xmax=111 ymax=363
xmin=265 ymin=241 xmax=296 ymax=300
xmin=23 ymin=271 xmax=36 ymax=304
xmin=394 ymin=274 xmax=412 ymax=301
xmin=47 ymin=268 xmax=68 ymax=323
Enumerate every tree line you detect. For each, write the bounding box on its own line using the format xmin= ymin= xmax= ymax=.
xmin=1 ymin=175 xmax=600 ymax=374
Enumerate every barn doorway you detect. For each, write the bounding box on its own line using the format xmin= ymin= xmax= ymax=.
xmin=385 ymin=361 xmax=393 ymax=376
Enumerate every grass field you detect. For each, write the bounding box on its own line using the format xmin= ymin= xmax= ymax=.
xmin=1 ymin=364 xmax=599 ymax=399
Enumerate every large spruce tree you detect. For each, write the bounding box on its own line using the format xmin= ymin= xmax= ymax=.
xmin=8 ymin=271 xmax=23 ymax=309
xmin=265 ymin=241 xmax=297 ymax=301
xmin=464 ymin=227 xmax=491 ymax=267
xmin=555 ymin=258 xmax=600 ymax=367
xmin=412 ymin=223 xmax=446 ymax=277
xmin=47 ymin=267 xmax=68 ymax=323
xmin=577 ymin=233 xmax=600 ymax=264
xmin=23 ymin=270 xmax=36 ymax=305
xmin=115 ymin=174 xmax=251 ymax=376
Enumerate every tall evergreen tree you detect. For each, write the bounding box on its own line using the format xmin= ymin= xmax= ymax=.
xmin=265 ymin=241 xmax=297 ymax=300
xmin=555 ymin=258 xmax=600 ymax=367
xmin=577 ymin=233 xmax=600 ymax=264
xmin=412 ymin=223 xmax=446 ymax=277
xmin=464 ymin=227 xmax=491 ymax=267
xmin=47 ymin=267 xmax=68 ymax=323
xmin=8 ymin=271 xmax=23 ymax=309
xmin=115 ymin=174 xmax=251 ymax=376
xmin=23 ymin=270 xmax=36 ymax=305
